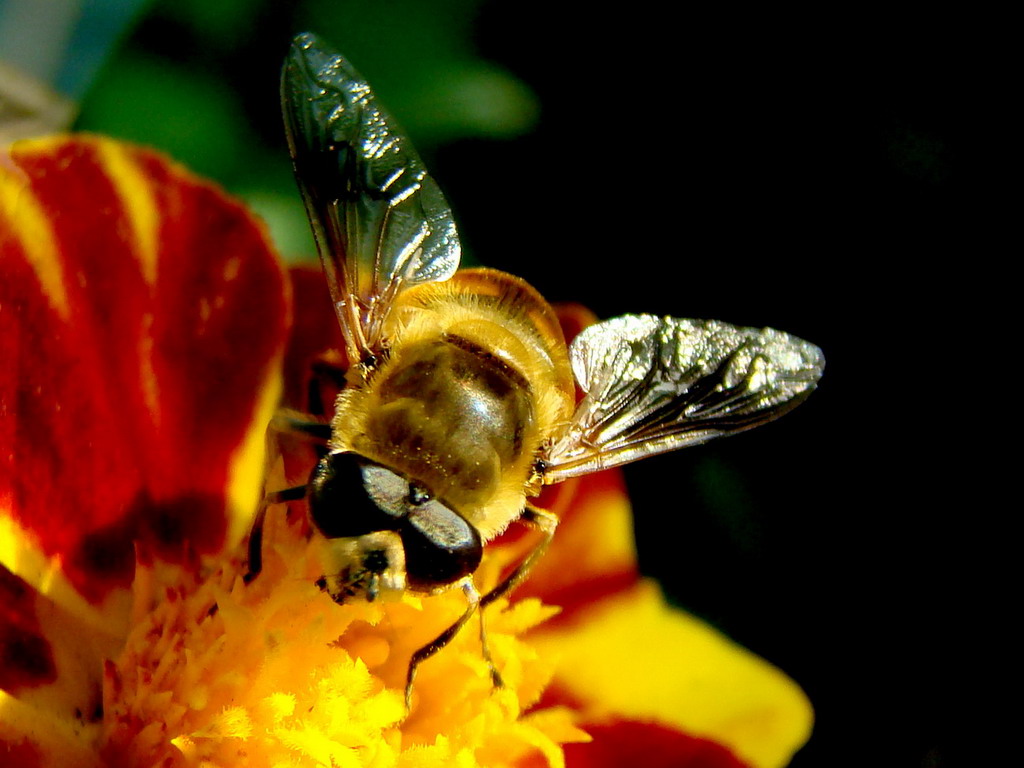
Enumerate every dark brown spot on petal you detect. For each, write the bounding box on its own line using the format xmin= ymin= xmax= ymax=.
xmin=66 ymin=515 xmax=138 ymax=601
xmin=0 ymin=624 xmax=57 ymax=692
xmin=73 ymin=694 xmax=104 ymax=724
xmin=64 ymin=491 xmax=230 ymax=602
xmin=0 ymin=566 xmax=33 ymax=614
xmin=140 ymin=493 xmax=227 ymax=558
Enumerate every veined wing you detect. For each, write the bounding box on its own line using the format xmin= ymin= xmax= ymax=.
xmin=543 ymin=315 xmax=824 ymax=483
xmin=281 ymin=32 xmax=460 ymax=364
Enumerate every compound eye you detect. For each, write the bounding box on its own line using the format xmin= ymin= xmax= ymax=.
xmin=361 ymin=463 xmax=432 ymax=513
xmin=308 ymin=452 xmax=408 ymax=538
xmin=401 ymin=501 xmax=482 ymax=591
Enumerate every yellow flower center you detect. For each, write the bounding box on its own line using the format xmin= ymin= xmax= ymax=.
xmin=99 ymin=505 xmax=587 ymax=767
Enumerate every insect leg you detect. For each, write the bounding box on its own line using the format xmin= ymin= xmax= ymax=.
xmin=244 ymin=408 xmax=331 ymax=585
xmin=243 ymin=485 xmax=308 ymax=583
xmin=402 ymin=508 xmax=558 ymax=706
xmin=453 ymin=506 xmax=559 ymax=691
xmin=269 ymin=409 xmax=332 ymax=442
xmin=405 ymin=578 xmax=482 ymax=711
xmin=477 ymin=591 xmax=503 ymax=689
xmin=480 ymin=505 xmax=558 ymax=609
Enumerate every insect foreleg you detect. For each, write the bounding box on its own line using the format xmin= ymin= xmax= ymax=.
xmin=270 ymin=409 xmax=332 ymax=443
xmin=243 ymin=484 xmax=308 ymax=583
xmin=244 ymin=405 xmax=333 ymax=585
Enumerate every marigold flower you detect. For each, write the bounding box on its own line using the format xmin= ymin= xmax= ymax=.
xmin=1 ymin=136 xmax=812 ymax=767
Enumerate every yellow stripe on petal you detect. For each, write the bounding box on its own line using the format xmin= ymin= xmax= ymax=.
xmin=224 ymin=367 xmax=284 ymax=549
xmin=0 ymin=146 xmax=68 ymax=319
xmin=94 ymin=138 xmax=160 ymax=286
xmin=532 ymin=580 xmax=813 ymax=768
xmin=222 ymin=251 xmax=291 ymax=550
xmin=0 ymin=512 xmax=29 ymax=574
xmin=94 ymin=138 xmax=165 ymax=424
xmin=138 ymin=310 xmax=162 ymax=427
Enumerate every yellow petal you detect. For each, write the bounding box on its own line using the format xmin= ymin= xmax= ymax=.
xmin=531 ymin=580 xmax=813 ymax=768
xmin=0 ymin=690 xmax=103 ymax=767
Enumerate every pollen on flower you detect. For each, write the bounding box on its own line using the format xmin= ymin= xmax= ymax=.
xmin=98 ymin=501 xmax=587 ymax=767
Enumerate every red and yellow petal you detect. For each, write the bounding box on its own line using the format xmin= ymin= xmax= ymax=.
xmin=1 ymin=136 xmax=288 ymax=727
xmin=517 ymin=303 xmax=813 ymax=767
xmin=532 ymin=581 xmax=812 ymax=768
xmin=518 ymin=457 xmax=812 ymax=768
xmin=492 ymin=503 xmax=811 ymax=768
xmin=0 ymin=135 xmax=288 ymax=598
xmin=511 ymin=469 xmax=638 ymax=623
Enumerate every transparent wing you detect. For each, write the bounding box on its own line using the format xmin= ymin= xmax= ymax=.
xmin=543 ymin=315 xmax=825 ymax=483
xmin=281 ymin=32 xmax=461 ymax=363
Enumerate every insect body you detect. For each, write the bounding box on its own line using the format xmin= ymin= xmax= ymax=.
xmin=306 ymin=270 xmax=575 ymax=603
xmin=255 ymin=32 xmax=825 ymax=703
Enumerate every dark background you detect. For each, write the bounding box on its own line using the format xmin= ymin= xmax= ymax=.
xmin=46 ymin=1 xmax=992 ymax=765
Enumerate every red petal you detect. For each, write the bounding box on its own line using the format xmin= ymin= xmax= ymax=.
xmin=563 ymin=720 xmax=749 ymax=768
xmin=282 ymin=266 xmax=346 ymax=411
xmin=513 ymin=469 xmax=639 ymax=623
xmin=269 ymin=265 xmax=347 ymax=491
xmin=551 ymin=302 xmax=598 ymax=349
xmin=0 ymin=736 xmax=42 ymax=768
xmin=0 ymin=137 xmax=289 ymax=603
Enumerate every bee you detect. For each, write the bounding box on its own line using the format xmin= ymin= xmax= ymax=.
xmin=247 ymin=32 xmax=825 ymax=706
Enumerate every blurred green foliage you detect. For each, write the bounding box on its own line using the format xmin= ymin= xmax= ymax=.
xmin=73 ymin=0 xmax=537 ymax=262
xmin=77 ymin=51 xmax=254 ymax=179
